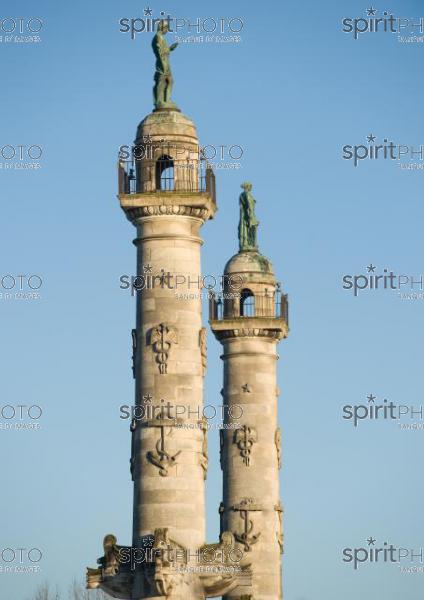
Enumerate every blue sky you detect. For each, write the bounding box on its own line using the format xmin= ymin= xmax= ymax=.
xmin=1 ymin=0 xmax=424 ymax=598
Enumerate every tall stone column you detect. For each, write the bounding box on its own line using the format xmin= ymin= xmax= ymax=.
xmin=210 ymin=248 xmax=289 ymax=600
xmin=124 ymin=108 xmax=216 ymax=599
xmin=87 ymin=110 xmax=254 ymax=600
xmin=87 ymin=37 xmax=271 ymax=600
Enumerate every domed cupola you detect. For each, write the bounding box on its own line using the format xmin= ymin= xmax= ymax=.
xmin=210 ymin=182 xmax=289 ymax=330
xmin=117 ymin=19 xmax=216 ymax=215
xmin=132 ymin=110 xmax=202 ymax=194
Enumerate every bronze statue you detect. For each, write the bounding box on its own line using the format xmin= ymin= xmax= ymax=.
xmin=238 ymin=182 xmax=259 ymax=251
xmin=152 ymin=20 xmax=178 ymax=109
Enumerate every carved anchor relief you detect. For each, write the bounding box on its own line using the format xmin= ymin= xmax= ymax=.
xmin=146 ymin=420 xmax=181 ymax=476
xmin=234 ymin=425 xmax=257 ymax=466
xmin=232 ymin=498 xmax=262 ymax=551
xmin=149 ymin=323 xmax=178 ymax=374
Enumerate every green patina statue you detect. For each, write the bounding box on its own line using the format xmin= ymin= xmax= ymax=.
xmin=152 ymin=20 xmax=178 ymax=110
xmin=238 ymin=182 xmax=259 ymax=251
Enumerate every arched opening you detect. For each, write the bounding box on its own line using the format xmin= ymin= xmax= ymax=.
xmin=240 ymin=288 xmax=255 ymax=317
xmin=155 ymin=155 xmax=174 ymax=191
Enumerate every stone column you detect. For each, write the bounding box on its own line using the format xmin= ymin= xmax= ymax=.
xmin=119 ymin=108 xmax=216 ymax=600
xmin=131 ymin=211 xmax=206 ymax=548
xmin=128 ymin=205 xmax=213 ymax=599
xmin=210 ymin=250 xmax=288 ymax=600
xmin=220 ymin=333 xmax=283 ymax=600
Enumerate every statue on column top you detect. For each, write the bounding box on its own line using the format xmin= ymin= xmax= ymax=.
xmin=152 ymin=20 xmax=178 ymax=110
xmin=238 ymin=182 xmax=259 ymax=251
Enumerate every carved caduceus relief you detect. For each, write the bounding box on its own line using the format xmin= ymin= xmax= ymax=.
xmin=149 ymin=323 xmax=178 ymax=374
xmin=234 ymin=425 xmax=257 ymax=466
xmin=147 ymin=422 xmax=181 ymax=476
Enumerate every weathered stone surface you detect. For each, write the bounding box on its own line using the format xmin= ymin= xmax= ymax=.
xmin=88 ymin=80 xmax=287 ymax=600
xmin=211 ymin=247 xmax=286 ymax=600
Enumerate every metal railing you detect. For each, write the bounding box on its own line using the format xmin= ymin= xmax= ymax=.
xmin=209 ymin=291 xmax=289 ymax=325
xmin=118 ymin=156 xmax=216 ymax=204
